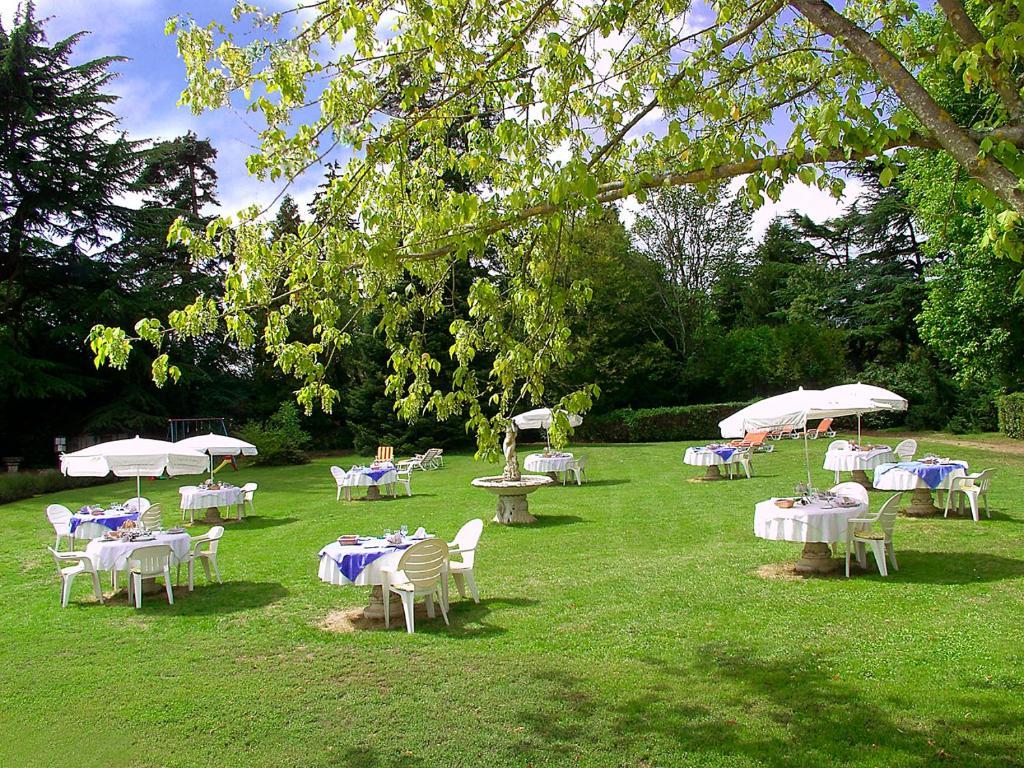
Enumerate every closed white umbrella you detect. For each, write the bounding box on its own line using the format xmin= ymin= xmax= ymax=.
xmin=60 ymin=436 xmax=209 ymax=500
xmin=175 ymin=433 xmax=258 ymax=481
xmin=512 ymin=408 xmax=583 ymax=449
xmin=821 ymin=383 xmax=907 ymax=442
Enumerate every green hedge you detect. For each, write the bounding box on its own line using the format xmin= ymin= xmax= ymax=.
xmin=577 ymin=402 xmax=751 ymax=443
xmin=0 ymin=470 xmax=111 ymax=506
xmin=997 ymin=393 xmax=1024 ymax=439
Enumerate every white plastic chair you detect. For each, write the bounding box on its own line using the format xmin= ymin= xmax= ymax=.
xmin=180 ymin=525 xmax=225 ymax=590
xmin=845 ymin=493 xmax=901 ymax=577
xmin=830 ymin=481 xmax=869 ymax=507
xmin=331 ymin=466 xmax=349 ymax=501
xmin=240 ymin=483 xmax=258 ymax=517
xmin=944 ymin=468 xmax=994 ymax=522
xmin=829 ymin=439 xmax=850 ymax=452
xmin=394 ymin=467 xmax=413 ymax=497
xmin=894 ymin=439 xmax=917 ymax=462
xmin=124 ymin=497 xmax=151 ymax=513
xmin=46 ymin=504 xmax=73 ymax=551
xmin=178 ymin=486 xmax=199 ymax=524
xmin=126 ymin=544 xmax=174 ymax=608
xmin=73 ymin=521 xmax=109 ymax=543
xmin=382 ymin=538 xmax=450 ymax=633
xmin=48 ymin=547 xmax=103 ymax=607
xmin=139 ymin=503 xmax=162 ymax=531
xmin=725 ymin=449 xmax=752 ymax=480
xmin=448 ymin=519 xmax=483 ymax=604
xmin=564 ymin=454 xmax=588 ymax=485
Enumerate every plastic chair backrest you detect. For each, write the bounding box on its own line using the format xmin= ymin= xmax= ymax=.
xmin=452 ymin=519 xmax=484 ymax=569
xmin=128 ymin=544 xmax=172 ymax=576
xmin=124 ymin=497 xmax=151 ymax=513
xmin=204 ymin=525 xmax=225 ymax=554
xmin=74 ymin=521 xmax=108 ymax=540
xmin=830 ymin=482 xmax=868 ymax=506
xmin=816 ymin=418 xmax=833 ymax=434
xmin=241 ymin=483 xmax=257 ymax=500
xmin=575 ymin=454 xmax=587 ymax=469
xmin=829 ymin=439 xmax=850 ymax=452
xmin=48 ymin=546 xmax=78 ymax=574
xmin=396 ymin=538 xmax=448 ymax=590
xmin=376 ymin=446 xmax=394 ymax=462
xmin=746 ymin=432 xmax=767 ymax=445
xmin=876 ymin=493 xmax=901 ymax=540
xmin=969 ymin=468 xmax=995 ymax=493
xmin=46 ymin=504 xmax=72 ymax=529
xmin=894 ymin=439 xmax=917 ymax=461
xmin=140 ymin=504 xmax=162 ymax=530
xmin=330 ymin=466 xmax=347 ymax=483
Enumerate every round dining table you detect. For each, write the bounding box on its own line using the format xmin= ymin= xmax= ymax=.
xmin=683 ymin=446 xmax=742 ymax=481
xmin=872 ymin=460 xmax=968 ymax=516
xmin=318 ymin=533 xmax=434 ymax=618
xmin=340 ymin=465 xmax=399 ymax=501
xmin=179 ymin=485 xmax=245 ymax=522
xmin=754 ymin=496 xmax=868 ymax=573
xmin=85 ymin=531 xmax=192 ymax=572
xmin=69 ymin=508 xmax=139 ymax=536
xmin=823 ymin=445 xmax=895 ymax=489
xmin=523 ymin=452 xmax=574 ymax=481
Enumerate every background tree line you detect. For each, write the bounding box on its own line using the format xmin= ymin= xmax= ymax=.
xmin=2 ymin=8 xmax=1020 ymax=468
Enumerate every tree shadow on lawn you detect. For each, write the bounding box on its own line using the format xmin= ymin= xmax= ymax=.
xmin=512 ymin=648 xmax=1023 ymax=767
xmin=531 ymin=514 xmax=586 ymax=528
xmin=886 ymin=550 xmax=1024 ymax=584
xmin=106 ymin=580 xmax=288 ymax=615
xmin=197 ymin=515 xmax=299 ymax=530
xmin=323 ymin=596 xmax=538 ymax=639
xmin=559 ymin=479 xmax=630 ymax=488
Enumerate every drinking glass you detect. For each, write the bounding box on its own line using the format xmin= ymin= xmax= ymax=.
xmin=384 ymin=528 xmax=392 ymax=540
xmin=400 ymin=524 xmax=409 ymax=537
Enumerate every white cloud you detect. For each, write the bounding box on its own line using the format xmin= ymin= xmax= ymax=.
xmin=747 ymin=178 xmax=865 ymax=241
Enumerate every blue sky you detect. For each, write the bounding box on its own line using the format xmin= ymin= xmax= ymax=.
xmin=0 ymin=0 xmax=857 ymax=238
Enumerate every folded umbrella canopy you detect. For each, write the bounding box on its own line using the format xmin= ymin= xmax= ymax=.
xmin=175 ymin=433 xmax=259 ymax=481
xmin=821 ymin=383 xmax=908 ymax=443
xmin=60 ymin=436 xmax=210 ymax=500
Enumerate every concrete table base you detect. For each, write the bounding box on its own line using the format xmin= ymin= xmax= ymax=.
xmin=850 ymin=469 xmax=874 ymax=491
xmin=471 ymin=475 xmax=553 ymax=525
xmin=493 ymin=493 xmax=536 ymax=525
xmin=794 ymin=542 xmax=841 ymax=574
xmin=363 ymin=585 xmax=403 ymax=620
xmin=903 ymin=487 xmax=940 ymax=517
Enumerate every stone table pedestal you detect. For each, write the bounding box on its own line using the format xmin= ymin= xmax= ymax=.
xmin=794 ymin=542 xmax=840 ymax=574
xmin=471 ymin=475 xmax=553 ymax=524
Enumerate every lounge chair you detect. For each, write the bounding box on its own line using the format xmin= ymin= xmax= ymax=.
xmin=728 ymin=431 xmax=774 ymax=453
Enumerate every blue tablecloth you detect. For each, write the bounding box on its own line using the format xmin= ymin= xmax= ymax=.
xmin=879 ymin=461 xmax=965 ymax=489
xmin=69 ymin=512 xmax=139 ymax=534
xmin=319 ymin=542 xmax=413 ymax=582
xmin=711 ymin=447 xmax=737 ymax=462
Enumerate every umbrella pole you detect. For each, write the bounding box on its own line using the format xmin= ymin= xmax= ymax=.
xmin=136 ymin=469 xmax=141 ymax=502
xmin=210 ymin=454 xmax=215 ymax=482
xmin=857 ymin=413 xmax=862 ymax=444
xmin=804 ymin=429 xmax=812 ymax=487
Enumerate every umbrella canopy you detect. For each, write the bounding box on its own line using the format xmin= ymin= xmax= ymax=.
xmin=512 ymin=408 xmax=583 ymax=431
xmin=821 ymin=383 xmax=907 ymax=412
xmin=718 ymin=388 xmax=848 ymax=438
xmin=175 ymin=433 xmax=259 ymax=457
xmin=60 ymin=436 xmax=209 ymax=499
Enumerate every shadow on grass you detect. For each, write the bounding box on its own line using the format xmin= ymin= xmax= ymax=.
xmin=565 ymin=479 xmax=631 ymax=488
xmin=107 ymin=580 xmax=288 ymax=614
xmin=532 ymin=514 xmax=586 ymax=528
xmin=886 ymin=550 xmax=1024 ymax=584
xmin=230 ymin=515 xmax=300 ymax=529
xmin=511 ymin=648 xmax=1023 ymax=767
xmin=324 ymin=596 xmax=538 ymax=639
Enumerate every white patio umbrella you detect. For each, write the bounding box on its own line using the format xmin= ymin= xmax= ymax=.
xmin=719 ymin=388 xmax=865 ymax=485
xmin=60 ymin=436 xmax=209 ymax=500
xmin=821 ymin=383 xmax=907 ymax=443
xmin=512 ymin=408 xmax=583 ymax=448
xmin=175 ymin=433 xmax=258 ymax=481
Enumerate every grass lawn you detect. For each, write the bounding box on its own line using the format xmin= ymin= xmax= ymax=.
xmin=2 ymin=433 xmax=1023 ymax=767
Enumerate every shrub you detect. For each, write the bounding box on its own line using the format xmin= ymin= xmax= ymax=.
xmin=0 ymin=470 xmax=111 ymax=506
xmin=577 ymin=402 xmax=751 ymax=443
xmin=237 ymin=401 xmax=312 ymax=465
xmin=998 ymin=393 xmax=1024 ymax=439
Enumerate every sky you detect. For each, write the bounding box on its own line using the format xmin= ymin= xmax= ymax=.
xmin=0 ymin=0 xmax=862 ymax=241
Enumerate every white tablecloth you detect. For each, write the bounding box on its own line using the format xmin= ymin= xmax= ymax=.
xmin=754 ymin=498 xmax=868 ymax=543
xmin=340 ymin=469 xmax=398 ymax=488
xmin=872 ymin=462 xmax=968 ymax=491
xmin=683 ymin=447 xmax=742 ymax=468
xmin=179 ymin=487 xmax=245 ymax=511
xmin=318 ymin=540 xmax=405 ymax=586
xmin=523 ymin=453 xmax=574 ymax=473
xmin=85 ymin=532 xmax=192 ymax=571
xmin=823 ymin=446 xmax=895 ymax=472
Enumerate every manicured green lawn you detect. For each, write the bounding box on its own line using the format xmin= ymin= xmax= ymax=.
xmin=2 ymin=435 xmax=1023 ymax=767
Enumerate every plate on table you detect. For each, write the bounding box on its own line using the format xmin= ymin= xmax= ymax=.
xmin=165 ymin=527 xmax=185 ymax=535
xmin=132 ymin=535 xmax=156 ymax=542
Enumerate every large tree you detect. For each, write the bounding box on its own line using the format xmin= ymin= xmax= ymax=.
xmin=92 ymin=0 xmax=1024 ymax=454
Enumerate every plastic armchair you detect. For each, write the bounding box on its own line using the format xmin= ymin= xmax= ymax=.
xmin=828 ymin=439 xmax=850 ymax=452
xmin=944 ymin=468 xmax=994 ymax=522
xmin=239 ymin=483 xmax=258 ymax=518
xmin=179 ymin=525 xmax=225 ymax=590
xmin=73 ymin=521 xmax=109 ymax=544
xmin=48 ymin=547 xmax=103 ymax=607
xmin=178 ymin=486 xmax=199 ymax=524
xmin=139 ymin=503 xmax=162 ymax=531
xmin=46 ymin=504 xmax=73 ymax=551
xmin=124 ymin=497 xmax=151 ymax=513
xmin=845 ymin=493 xmax=901 ymax=577
xmin=725 ymin=449 xmax=752 ymax=480
xmin=830 ymin=481 xmax=869 ymax=507
xmin=126 ymin=544 xmax=174 ymax=608
xmin=894 ymin=439 xmax=917 ymax=462
xmin=381 ymin=539 xmax=450 ymax=633
xmin=394 ymin=467 xmax=413 ymax=497
xmin=448 ymin=519 xmax=483 ymax=604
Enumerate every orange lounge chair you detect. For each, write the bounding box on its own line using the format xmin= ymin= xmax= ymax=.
xmin=797 ymin=418 xmax=836 ymax=439
xmin=769 ymin=425 xmax=795 ymax=440
xmin=728 ymin=431 xmax=774 ymax=453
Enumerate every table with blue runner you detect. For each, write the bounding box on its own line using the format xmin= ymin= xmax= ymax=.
xmin=353 ymin=466 xmax=395 ymax=483
xmin=69 ymin=511 xmax=140 ymax=534
xmin=711 ymin=447 xmax=737 ymax=462
xmin=879 ymin=461 xmax=966 ymax=489
xmin=319 ymin=540 xmax=414 ymax=582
